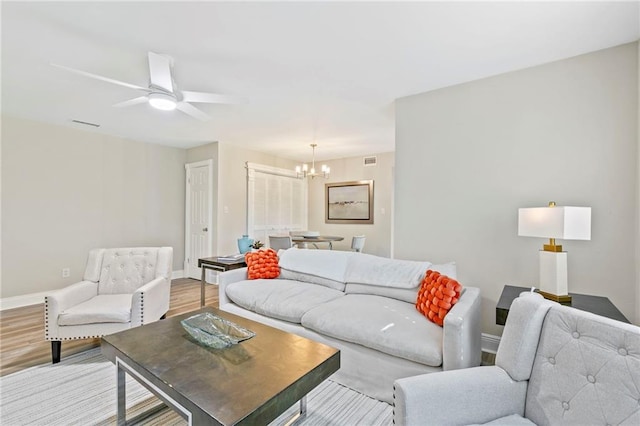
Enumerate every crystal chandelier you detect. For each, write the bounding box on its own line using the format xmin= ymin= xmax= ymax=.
xmin=296 ymin=143 xmax=330 ymax=179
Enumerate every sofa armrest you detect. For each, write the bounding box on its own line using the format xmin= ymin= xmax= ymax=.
xmin=442 ymin=286 xmax=482 ymax=370
xmin=394 ymin=366 xmax=527 ymax=426
xmin=131 ymin=277 xmax=170 ymax=326
xmin=45 ymin=281 xmax=98 ymax=340
xmin=218 ymin=267 xmax=248 ymax=306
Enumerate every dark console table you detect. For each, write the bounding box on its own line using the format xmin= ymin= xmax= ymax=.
xmin=496 ymin=285 xmax=629 ymax=326
xmin=198 ymin=257 xmax=247 ymax=307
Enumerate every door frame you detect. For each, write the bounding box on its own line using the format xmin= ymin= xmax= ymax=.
xmin=184 ymin=159 xmax=214 ymax=278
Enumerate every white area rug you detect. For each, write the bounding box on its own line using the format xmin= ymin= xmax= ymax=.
xmin=0 ymin=348 xmax=392 ymax=425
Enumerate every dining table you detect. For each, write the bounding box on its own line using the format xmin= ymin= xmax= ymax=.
xmin=290 ymin=235 xmax=344 ymax=250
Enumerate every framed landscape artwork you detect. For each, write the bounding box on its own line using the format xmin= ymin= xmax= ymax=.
xmin=325 ymin=180 xmax=374 ymax=224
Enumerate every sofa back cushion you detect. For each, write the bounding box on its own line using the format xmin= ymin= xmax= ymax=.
xmin=345 ymin=283 xmax=419 ymax=303
xmin=344 ymin=253 xmax=432 ymax=289
xmin=525 ymin=305 xmax=640 ymax=425
xmin=278 ymin=248 xmax=354 ymax=283
xmin=344 ymin=263 xmax=457 ymax=303
xmin=279 ymin=268 xmax=346 ymax=291
xmin=98 ymin=248 xmax=160 ymax=294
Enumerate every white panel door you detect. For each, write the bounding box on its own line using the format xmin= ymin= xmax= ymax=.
xmin=185 ymin=161 xmax=213 ymax=279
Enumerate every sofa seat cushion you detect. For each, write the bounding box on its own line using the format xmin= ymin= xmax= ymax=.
xmin=58 ymin=294 xmax=132 ymax=325
xmin=301 ymin=294 xmax=443 ymax=366
xmin=225 ymin=279 xmax=345 ymax=324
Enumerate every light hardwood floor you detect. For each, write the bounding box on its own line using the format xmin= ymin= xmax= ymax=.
xmin=0 ymin=278 xmax=216 ymax=376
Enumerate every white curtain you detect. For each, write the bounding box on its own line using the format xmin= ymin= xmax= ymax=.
xmin=246 ymin=162 xmax=308 ymax=245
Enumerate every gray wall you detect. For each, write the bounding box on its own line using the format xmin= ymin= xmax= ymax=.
xmin=395 ymin=42 xmax=639 ymax=335
xmin=307 ymin=152 xmax=394 ymax=256
xmin=1 ymin=116 xmax=186 ymax=298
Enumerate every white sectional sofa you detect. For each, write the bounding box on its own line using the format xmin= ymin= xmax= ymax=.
xmin=218 ymin=249 xmax=482 ymax=403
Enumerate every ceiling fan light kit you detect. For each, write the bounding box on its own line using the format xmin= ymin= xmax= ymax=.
xmin=148 ymin=92 xmax=177 ymax=111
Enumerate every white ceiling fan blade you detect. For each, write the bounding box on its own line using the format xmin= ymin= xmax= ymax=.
xmin=182 ymin=90 xmax=247 ymax=105
xmin=113 ymin=96 xmax=149 ymax=108
xmin=148 ymin=52 xmax=173 ymax=93
xmin=51 ymin=63 xmax=147 ymax=91
xmin=177 ymin=102 xmax=211 ymax=121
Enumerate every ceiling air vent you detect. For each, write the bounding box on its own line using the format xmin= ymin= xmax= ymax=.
xmin=71 ymin=119 xmax=100 ymax=128
xmin=363 ymin=156 xmax=377 ymax=167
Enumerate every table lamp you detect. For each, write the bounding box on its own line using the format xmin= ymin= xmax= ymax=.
xmin=518 ymin=201 xmax=591 ymax=303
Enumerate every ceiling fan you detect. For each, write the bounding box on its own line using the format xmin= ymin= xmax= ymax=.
xmin=51 ymin=52 xmax=245 ymax=121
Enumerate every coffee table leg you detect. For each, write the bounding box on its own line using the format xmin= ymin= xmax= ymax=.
xmin=283 ymin=395 xmax=307 ymax=426
xmin=117 ymin=363 xmax=126 ymax=426
xmin=200 ymin=265 xmax=206 ymax=307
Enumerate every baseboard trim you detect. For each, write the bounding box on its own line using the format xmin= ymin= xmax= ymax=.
xmin=1 ymin=270 xmax=186 ymax=311
xmin=482 ymin=333 xmax=501 ymax=354
xmin=0 ymin=291 xmax=48 ymax=311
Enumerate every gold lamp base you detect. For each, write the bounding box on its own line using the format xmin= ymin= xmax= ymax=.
xmin=537 ymin=290 xmax=572 ymax=305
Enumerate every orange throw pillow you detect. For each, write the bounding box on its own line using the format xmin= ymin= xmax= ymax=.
xmin=245 ymin=249 xmax=280 ymax=279
xmin=416 ymin=270 xmax=462 ymax=326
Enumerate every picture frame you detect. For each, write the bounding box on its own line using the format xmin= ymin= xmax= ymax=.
xmin=325 ymin=180 xmax=374 ymax=224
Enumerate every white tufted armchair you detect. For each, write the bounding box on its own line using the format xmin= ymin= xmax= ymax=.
xmin=394 ymin=292 xmax=640 ymax=425
xmin=45 ymin=247 xmax=173 ymax=363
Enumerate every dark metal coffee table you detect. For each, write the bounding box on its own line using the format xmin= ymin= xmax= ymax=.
xmin=101 ymin=307 xmax=340 ymax=425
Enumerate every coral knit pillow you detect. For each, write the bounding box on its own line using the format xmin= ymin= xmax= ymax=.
xmin=245 ymin=249 xmax=280 ymax=279
xmin=416 ymin=270 xmax=462 ymax=327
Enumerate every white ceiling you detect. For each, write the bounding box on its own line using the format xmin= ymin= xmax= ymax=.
xmin=2 ymin=1 xmax=639 ymax=162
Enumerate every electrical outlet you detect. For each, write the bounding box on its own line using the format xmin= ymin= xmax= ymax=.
xmin=62 ymin=268 xmax=70 ymax=278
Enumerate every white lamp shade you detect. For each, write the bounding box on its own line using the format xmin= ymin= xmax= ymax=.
xmin=518 ymin=206 xmax=591 ymax=241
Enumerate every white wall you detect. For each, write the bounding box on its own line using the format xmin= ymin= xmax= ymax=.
xmin=395 ymin=42 xmax=639 ymax=335
xmin=307 ymin=152 xmax=394 ymax=256
xmin=637 ymin=40 xmax=640 ymax=328
xmin=1 ymin=116 xmax=186 ymax=298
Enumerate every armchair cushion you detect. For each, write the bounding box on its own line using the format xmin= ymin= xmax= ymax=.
xmin=57 ymin=294 xmax=132 ymax=325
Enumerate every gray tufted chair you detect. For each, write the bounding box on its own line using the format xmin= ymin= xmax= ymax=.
xmin=394 ymin=292 xmax=640 ymax=425
xmin=45 ymin=247 xmax=173 ymax=363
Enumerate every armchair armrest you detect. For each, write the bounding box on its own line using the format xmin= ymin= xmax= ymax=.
xmin=394 ymin=366 xmax=527 ymax=426
xmin=45 ymin=281 xmax=98 ymax=339
xmin=218 ymin=267 xmax=248 ymax=306
xmin=131 ymin=277 xmax=170 ymax=326
xmin=442 ymin=286 xmax=482 ymax=370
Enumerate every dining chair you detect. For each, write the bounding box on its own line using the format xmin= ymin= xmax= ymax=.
xmin=351 ymin=235 xmax=366 ymax=252
xmin=269 ymin=235 xmax=293 ymax=251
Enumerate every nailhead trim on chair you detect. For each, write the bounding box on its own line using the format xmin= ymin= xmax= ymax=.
xmin=44 ymin=297 xmax=49 ymax=339
xmin=140 ymin=292 xmax=144 ymax=324
xmin=392 ymin=385 xmax=396 ymax=424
